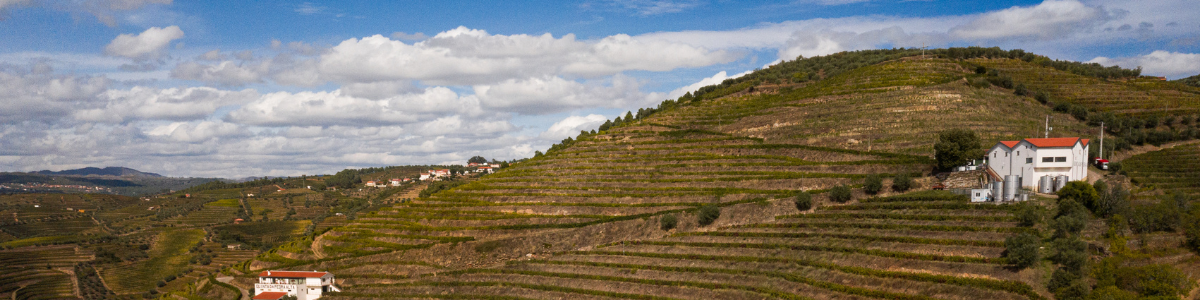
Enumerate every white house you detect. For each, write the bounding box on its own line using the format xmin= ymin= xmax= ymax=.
xmin=474 ymin=166 xmax=493 ymax=174
xmin=365 ymin=181 xmax=376 ymax=187
xmin=390 ymin=179 xmax=401 ymax=186
xmin=419 ymin=173 xmax=431 ymax=181
xmin=987 ymin=137 xmax=1089 ymax=189
xmin=254 ymin=270 xmax=339 ymax=300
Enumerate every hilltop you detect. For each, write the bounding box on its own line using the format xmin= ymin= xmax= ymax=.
xmin=34 ymin=167 xmax=163 ymax=178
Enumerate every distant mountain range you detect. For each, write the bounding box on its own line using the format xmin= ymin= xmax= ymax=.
xmin=34 ymin=167 xmax=163 ymax=177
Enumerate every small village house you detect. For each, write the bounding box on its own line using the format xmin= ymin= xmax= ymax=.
xmin=365 ymin=181 xmax=376 ymax=187
xmin=390 ymin=178 xmax=401 ymax=186
xmin=419 ymin=172 xmax=431 ymax=181
xmin=254 ymin=270 xmax=339 ymax=300
xmin=987 ymin=137 xmax=1089 ymax=189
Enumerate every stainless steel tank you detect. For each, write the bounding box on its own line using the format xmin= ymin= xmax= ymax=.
xmin=1055 ymin=175 xmax=1069 ymax=192
xmin=1004 ymin=175 xmax=1019 ymax=201
xmin=991 ymin=181 xmax=1002 ymax=202
xmin=1039 ymin=175 xmax=1054 ymax=193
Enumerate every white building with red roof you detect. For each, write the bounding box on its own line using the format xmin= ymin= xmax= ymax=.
xmin=365 ymin=181 xmax=376 ymax=187
xmin=390 ymin=178 xmax=401 ymax=186
xmin=987 ymin=137 xmax=1090 ymax=189
xmin=254 ymin=270 xmax=339 ymax=300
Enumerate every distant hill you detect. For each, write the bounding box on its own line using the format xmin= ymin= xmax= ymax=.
xmin=1176 ymin=73 xmax=1200 ymax=87
xmin=35 ymin=167 xmax=163 ymax=177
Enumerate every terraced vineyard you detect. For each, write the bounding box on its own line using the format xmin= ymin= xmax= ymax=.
xmin=324 ymin=193 xmax=1046 ymax=300
xmin=1123 ymin=142 xmax=1200 ymax=196
xmin=974 ymin=58 xmax=1200 ymax=118
xmin=0 ymin=245 xmax=93 ymax=300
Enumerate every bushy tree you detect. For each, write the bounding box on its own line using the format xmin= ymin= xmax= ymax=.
xmin=863 ymin=174 xmax=883 ymax=195
xmin=1051 ymin=238 xmax=1088 ymax=273
xmin=1004 ymin=232 xmax=1040 ymax=269
xmin=794 ymin=192 xmax=813 ymax=211
xmin=1058 ymin=181 xmax=1100 ymax=213
xmin=891 ymin=173 xmax=912 ymax=192
xmin=660 ymin=214 xmax=678 ymax=230
xmin=1017 ymin=204 xmax=1041 ymax=227
xmin=934 ymin=129 xmax=981 ymax=170
xmin=468 ymin=156 xmax=487 ymax=164
xmin=829 ymin=185 xmax=852 ymax=203
xmin=697 ymin=204 xmax=720 ymax=226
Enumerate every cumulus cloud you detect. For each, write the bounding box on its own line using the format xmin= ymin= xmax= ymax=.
xmin=667 ymin=70 xmax=751 ymax=99
xmin=146 ymin=120 xmax=249 ymax=143
xmin=1089 ymin=51 xmax=1200 ymax=78
xmin=0 ymin=0 xmax=172 ymax=26
xmin=539 ymin=114 xmax=607 ymax=140
xmin=73 ymin=86 xmax=258 ymax=123
xmin=197 ymin=49 xmax=225 ymax=61
xmin=226 ymin=87 xmax=483 ymax=127
xmin=474 ymin=75 xmax=662 ymax=115
xmin=104 ymin=26 xmax=184 ymax=60
xmin=170 ymin=60 xmax=268 ymax=86
xmin=315 ymin=27 xmax=736 ymax=85
xmin=0 ymin=63 xmax=109 ymax=123
xmin=949 ymin=0 xmax=1111 ymax=40
xmin=390 ymin=32 xmax=427 ymax=41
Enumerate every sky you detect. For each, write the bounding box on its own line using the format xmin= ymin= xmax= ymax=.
xmin=0 ymin=0 xmax=1198 ymax=178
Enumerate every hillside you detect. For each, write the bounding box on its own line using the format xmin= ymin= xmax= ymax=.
xmin=209 ymin=49 xmax=1200 ymax=300
xmin=35 ymin=167 xmax=163 ymax=178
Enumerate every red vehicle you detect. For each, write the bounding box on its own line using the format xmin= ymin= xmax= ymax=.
xmin=1093 ymin=158 xmax=1109 ymax=170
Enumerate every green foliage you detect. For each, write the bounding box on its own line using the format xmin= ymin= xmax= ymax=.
xmin=1087 ymin=286 xmax=1138 ymax=300
xmin=1004 ymin=232 xmax=1040 ymax=269
xmin=1174 ymin=73 xmax=1200 ymax=87
xmin=862 ymin=174 xmax=883 ymax=195
xmin=1058 ymin=181 xmax=1100 ymax=212
xmin=419 ymin=180 xmax=467 ymax=198
xmin=1051 ymin=238 xmax=1088 ymax=273
xmin=1093 ymin=262 xmax=1194 ymax=299
xmin=891 ymin=173 xmax=912 ymax=192
xmin=697 ymin=204 xmax=720 ymax=226
xmin=829 ymin=185 xmax=852 ymax=203
xmin=1128 ymin=198 xmax=1181 ymax=233
xmin=794 ymin=192 xmax=812 ymax=211
xmin=934 ymin=129 xmax=981 ymax=170
xmin=1095 ymin=184 xmax=1130 ymax=218
xmin=659 ymin=214 xmax=677 ymax=230
xmin=1017 ymin=204 xmax=1041 ymax=227
xmin=468 ymin=156 xmax=487 ymax=164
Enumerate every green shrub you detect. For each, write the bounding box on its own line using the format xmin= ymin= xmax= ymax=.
xmin=829 ymin=185 xmax=852 ymax=203
xmin=863 ymin=174 xmax=883 ymax=195
xmin=794 ymin=192 xmax=813 ymax=211
xmin=1014 ymin=83 xmax=1030 ymax=96
xmin=1058 ymin=181 xmax=1099 ymax=213
xmin=659 ymin=214 xmax=678 ymax=230
xmin=1051 ymin=238 xmax=1087 ymax=273
xmin=891 ymin=173 xmax=912 ymax=192
xmin=697 ymin=204 xmax=720 ymax=226
xmin=1017 ymin=204 xmax=1041 ymax=227
xmin=1035 ymin=91 xmax=1050 ymax=104
xmin=1004 ymin=232 xmax=1040 ymax=269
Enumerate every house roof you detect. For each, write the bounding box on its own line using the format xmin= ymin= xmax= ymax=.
xmin=259 ymin=270 xmax=331 ymax=278
xmin=253 ymin=292 xmax=289 ymax=300
xmin=995 ymin=137 xmax=1087 ymax=149
xmin=1024 ymin=137 xmax=1084 ymax=148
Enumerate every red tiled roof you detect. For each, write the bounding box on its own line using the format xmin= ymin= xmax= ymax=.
xmin=253 ymin=292 xmax=288 ymax=300
xmin=1024 ymin=137 xmax=1081 ymax=148
xmin=1081 ymin=139 xmax=1090 ymax=146
xmin=999 ymin=141 xmax=1019 ymax=148
xmin=259 ymin=270 xmax=330 ymax=278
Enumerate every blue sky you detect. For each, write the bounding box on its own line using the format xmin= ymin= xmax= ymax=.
xmin=0 ymin=0 xmax=1197 ymax=178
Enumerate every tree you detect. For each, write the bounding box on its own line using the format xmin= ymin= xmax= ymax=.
xmin=697 ymin=204 xmax=720 ymax=226
xmin=468 ymin=156 xmax=487 ymax=164
xmin=794 ymin=192 xmax=813 ymax=211
xmin=934 ymin=129 xmax=981 ymax=170
xmin=624 ymin=111 xmax=635 ymax=122
xmin=829 ymin=185 xmax=852 ymax=203
xmin=863 ymin=174 xmax=883 ymax=195
xmin=1058 ymin=181 xmax=1100 ymax=213
xmin=1004 ymin=232 xmax=1040 ymax=269
xmin=1017 ymin=204 xmax=1041 ymax=227
xmin=891 ymin=173 xmax=913 ymax=192
xmin=660 ymin=214 xmax=678 ymax=230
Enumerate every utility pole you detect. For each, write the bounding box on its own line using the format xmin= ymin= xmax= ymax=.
xmin=1045 ymin=115 xmax=1050 ymax=138
xmin=1099 ymin=122 xmax=1105 ymax=160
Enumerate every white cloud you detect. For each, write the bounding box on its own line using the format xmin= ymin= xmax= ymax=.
xmin=226 ymin=87 xmax=483 ymax=127
xmin=197 ymin=49 xmax=225 ymax=61
xmin=0 ymin=64 xmax=109 ymax=123
xmin=146 ymin=120 xmax=249 ymax=143
xmin=1088 ymin=51 xmax=1200 ymax=79
xmin=540 ymin=114 xmax=607 ymax=140
xmin=170 ymin=60 xmax=268 ymax=86
xmin=104 ymin=25 xmax=184 ymax=59
xmin=339 ymin=81 xmax=418 ymax=100
xmin=73 ymin=86 xmax=258 ymax=123
xmin=294 ymin=2 xmax=323 ymax=15
xmin=587 ymin=0 xmax=703 ymax=16
xmin=667 ymin=70 xmax=751 ymax=99
xmin=474 ymin=75 xmax=662 ymax=115
xmin=390 ymin=32 xmax=428 ymax=41
xmin=949 ymin=0 xmax=1111 ymax=40
xmin=315 ymin=27 xmax=736 ymax=85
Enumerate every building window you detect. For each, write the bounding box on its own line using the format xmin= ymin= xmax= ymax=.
xmin=1055 ymin=157 xmax=1067 ymax=162
xmin=1042 ymin=157 xmax=1053 ymax=162
xmin=1026 ymin=158 xmax=1033 ymax=163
